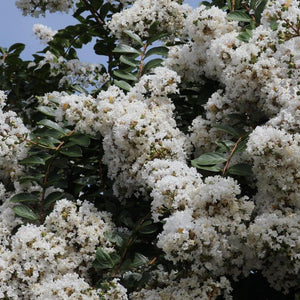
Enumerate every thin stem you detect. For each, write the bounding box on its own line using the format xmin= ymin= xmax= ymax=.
xmin=111 ymin=212 xmax=151 ymax=277
xmin=138 ymin=43 xmax=148 ymax=81
xmin=81 ymin=0 xmax=104 ymax=27
xmin=222 ymin=136 xmax=243 ymax=176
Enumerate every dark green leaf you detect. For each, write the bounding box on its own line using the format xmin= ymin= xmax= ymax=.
xmin=8 ymin=43 xmax=25 ymax=55
xmin=37 ymin=119 xmax=66 ymax=134
xmin=138 ymin=223 xmax=158 ymax=235
xmin=113 ymin=44 xmax=141 ymax=55
xmin=114 ymin=79 xmax=132 ymax=92
xmin=123 ymin=30 xmax=144 ymax=46
xmin=214 ymin=124 xmax=243 ymax=137
xmin=147 ymin=32 xmax=168 ymax=45
xmin=13 ymin=205 xmax=39 ymax=221
xmin=237 ymin=29 xmax=253 ymax=43
xmin=113 ymin=70 xmax=138 ymax=81
xmin=120 ymin=55 xmax=139 ymax=67
xmin=36 ymin=106 xmax=57 ymax=117
xmin=142 ymin=58 xmax=163 ymax=74
xmin=93 ymin=248 xmax=114 ymax=269
xmin=227 ymin=163 xmax=252 ymax=176
xmin=20 ymin=156 xmax=45 ymax=166
xmin=44 ymin=192 xmax=64 ymax=208
xmin=254 ymin=0 xmax=268 ymax=24
xmin=10 ymin=193 xmax=39 ymax=203
xmin=193 ymin=165 xmax=223 ymax=172
xmin=145 ymin=46 xmax=169 ymax=58
xmin=227 ymin=11 xmax=252 ymax=22
xmin=131 ymin=253 xmax=149 ymax=268
xmin=69 ymin=134 xmax=90 ymax=147
xmin=192 ymin=152 xmax=227 ymax=166
xmin=60 ymin=145 xmax=82 ymax=157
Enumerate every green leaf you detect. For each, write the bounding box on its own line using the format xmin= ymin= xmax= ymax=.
xmin=138 ymin=222 xmax=158 ymax=235
xmin=93 ymin=248 xmax=115 ymax=269
xmin=120 ymin=55 xmax=139 ymax=67
xmin=114 ymin=79 xmax=132 ymax=92
xmin=104 ymin=232 xmax=124 ymax=248
xmin=192 ymin=152 xmax=227 ymax=166
xmin=60 ymin=145 xmax=82 ymax=157
xmin=142 ymin=58 xmax=163 ymax=74
xmin=10 ymin=193 xmax=39 ymax=203
xmin=113 ymin=70 xmax=138 ymax=81
xmin=69 ymin=134 xmax=90 ymax=147
xmin=36 ymin=106 xmax=57 ymax=117
xmin=254 ymin=0 xmax=268 ymax=24
xmin=214 ymin=124 xmax=243 ymax=138
xmin=227 ymin=163 xmax=252 ymax=176
xmin=145 ymin=46 xmax=169 ymax=58
xmin=123 ymin=30 xmax=144 ymax=46
xmin=18 ymin=174 xmax=44 ymax=183
xmin=227 ymin=11 xmax=252 ymax=22
xmin=113 ymin=44 xmax=142 ymax=55
xmin=8 ymin=43 xmax=25 ymax=55
xmin=270 ymin=19 xmax=279 ymax=31
xmin=20 ymin=155 xmax=45 ymax=166
xmin=147 ymin=32 xmax=168 ymax=45
xmin=193 ymin=165 xmax=223 ymax=172
xmin=237 ymin=29 xmax=253 ymax=43
xmin=44 ymin=191 xmax=64 ymax=208
xmin=37 ymin=119 xmax=66 ymax=134
xmin=131 ymin=253 xmax=149 ymax=268
xmin=13 ymin=205 xmax=39 ymax=221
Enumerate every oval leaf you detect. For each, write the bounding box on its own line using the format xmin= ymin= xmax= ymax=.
xmin=192 ymin=152 xmax=227 ymax=166
xmin=44 ymin=191 xmax=64 ymax=208
xmin=123 ymin=30 xmax=143 ymax=46
xmin=227 ymin=163 xmax=253 ymax=176
xmin=13 ymin=205 xmax=39 ymax=221
xmin=113 ymin=44 xmax=141 ymax=55
xmin=37 ymin=119 xmax=65 ymax=134
xmin=20 ymin=155 xmax=45 ymax=166
xmin=142 ymin=58 xmax=163 ymax=74
xmin=113 ymin=70 xmax=138 ymax=81
xmin=36 ymin=106 xmax=57 ymax=117
xmin=227 ymin=11 xmax=252 ymax=22
xmin=93 ymin=248 xmax=114 ymax=270
xmin=120 ymin=55 xmax=139 ymax=67
xmin=114 ymin=79 xmax=132 ymax=92
xmin=69 ymin=134 xmax=90 ymax=147
xmin=10 ymin=193 xmax=39 ymax=203
xmin=145 ymin=46 xmax=168 ymax=58
xmin=60 ymin=145 xmax=82 ymax=157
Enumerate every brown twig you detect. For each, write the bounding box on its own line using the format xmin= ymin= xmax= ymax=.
xmin=81 ymin=0 xmax=104 ymax=27
xmin=111 ymin=212 xmax=151 ymax=277
xmin=222 ymin=136 xmax=243 ymax=176
xmin=231 ymin=0 xmax=235 ymax=11
xmin=138 ymin=43 xmax=148 ymax=81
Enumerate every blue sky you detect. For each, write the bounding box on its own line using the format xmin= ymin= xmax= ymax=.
xmin=0 ymin=1 xmax=199 ymax=63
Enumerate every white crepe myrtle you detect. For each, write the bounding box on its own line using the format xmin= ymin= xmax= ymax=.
xmin=0 ymin=0 xmax=299 ymax=298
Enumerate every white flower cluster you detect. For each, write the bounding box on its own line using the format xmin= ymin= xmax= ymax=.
xmin=33 ymin=24 xmax=57 ymax=45
xmin=38 ymin=92 xmax=102 ymax=135
xmin=162 ymin=1 xmax=300 ymax=293
xmin=0 ymin=91 xmax=29 ymax=182
xmin=0 ymin=198 xmax=127 ymax=299
xmin=132 ymin=273 xmax=232 ymax=300
xmin=107 ymin=0 xmax=191 ymax=40
xmin=15 ymin=0 xmax=76 ymax=17
xmin=97 ymin=68 xmax=191 ymax=197
xmin=30 ymin=51 xmax=108 ymax=88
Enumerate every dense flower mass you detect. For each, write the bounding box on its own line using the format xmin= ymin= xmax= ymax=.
xmin=1 ymin=0 xmax=300 ymax=298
